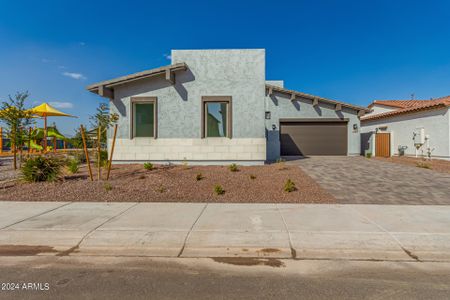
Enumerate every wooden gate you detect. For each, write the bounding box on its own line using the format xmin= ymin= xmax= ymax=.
xmin=375 ymin=132 xmax=390 ymax=157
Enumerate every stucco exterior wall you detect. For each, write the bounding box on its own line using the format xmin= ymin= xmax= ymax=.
xmin=361 ymin=108 xmax=450 ymax=159
xmin=265 ymin=92 xmax=361 ymax=161
xmin=109 ymin=49 xmax=266 ymax=164
xmin=366 ymin=104 xmax=397 ymax=116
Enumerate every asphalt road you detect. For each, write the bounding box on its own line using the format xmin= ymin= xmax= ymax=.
xmin=0 ymin=256 xmax=450 ymax=299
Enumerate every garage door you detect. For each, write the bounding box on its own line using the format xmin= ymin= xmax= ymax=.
xmin=280 ymin=120 xmax=348 ymax=156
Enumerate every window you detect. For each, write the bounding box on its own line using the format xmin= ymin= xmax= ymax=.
xmin=132 ymin=98 xmax=157 ymax=138
xmin=202 ymin=97 xmax=232 ymax=138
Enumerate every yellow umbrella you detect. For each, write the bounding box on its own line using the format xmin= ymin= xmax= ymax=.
xmin=29 ymin=103 xmax=77 ymax=150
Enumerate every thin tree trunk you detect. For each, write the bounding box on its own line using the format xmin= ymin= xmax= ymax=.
xmin=13 ymin=144 xmax=17 ymax=170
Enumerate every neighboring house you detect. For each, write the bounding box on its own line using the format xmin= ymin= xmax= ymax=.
xmin=87 ymin=49 xmax=368 ymax=165
xmin=361 ymin=98 xmax=450 ymax=160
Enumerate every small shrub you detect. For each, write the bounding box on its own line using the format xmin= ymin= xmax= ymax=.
xmin=214 ymin=184 xmax=225 ymax=195
xmin=104 ymin=182 xmax=113 ymax=191
xmin=196 ymin=173 xmax=204 ymax=181
xmin=144 ymin=162 xmax=154 ymax=170
xmin=416 ymin=162 xmax=431 ymax=169
xmin=21 ymin=155 xmax=62 ymax=182
xmin=67 ymin=159 xmax=79 ymax=174
xmin=365 ymin=152 xmax=372 ymax=158
xmin=156 ymin=185 xmax=166 ymax=193
xmin=276 ymin=158 xmax=285 ymax=163
xmin=73 ymin=151 xmax=87 ymax=163
xmin=249 ymin=174 xmax=256 ymax=180
xmin=229 ymin=163 xmax=239 ymax=172
xmin=283 ymin=179 xmax=297 ymax=193
xmin=95 ymin=150 xmax=109 ymax=167
xmin=182 ymin=157 xmax=189 ymax=169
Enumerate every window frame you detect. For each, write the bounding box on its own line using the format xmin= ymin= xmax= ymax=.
xmin=130 ymin=97 xmax=158 ymax=139
xmin=201 ymin=96 xmax=232 ymax=139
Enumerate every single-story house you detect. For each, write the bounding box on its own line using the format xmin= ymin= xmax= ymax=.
xmin=87 ymin=49 xmax=368 ymax=165
xmin=361 ymin=97 xmax=450 ymax=160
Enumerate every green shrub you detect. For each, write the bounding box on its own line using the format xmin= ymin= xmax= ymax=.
xmin=229 ymin=163 xmax=239 ymax=172
xmin=67 ymin=159 xmax=79 ymax=174
xmin=365 ymin=152 xmax=372 ymax=158
xmin=416 ymin=162 xmax=431 ymax=169
xmin=249 ymin=174 xmax=256 ymax=180
xmin=73 ymin=151 xmax=87 ymax=163
xmin=283 ymin=179 xmax=296 ymax=193
xmin=276 ymin=158 xmax=285 ymax=163
xmin=21 ymin=155 xmax=62 ymax=182
xmin=196 ymin=173 xmax=204 ymax=181
xmin=182 ymin=157 xmax=189 ymax=169
xmin=144 ymin=162 xmax=154 ymax=170
xmin=104 ymin=182 xmax=113 ymax=191
xmin=214 ymin=184 xmax=225 ymax=195
xmin=95 ymin=150 xmax=109 ymax=167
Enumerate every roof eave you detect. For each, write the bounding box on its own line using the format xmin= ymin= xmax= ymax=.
xmin=86 ymin=63 xmax=188 ymax=95
xmin=361 ymin=103 xmax=450 ymax=122
xmin=266 ymin=84 xmax=370 ymax=113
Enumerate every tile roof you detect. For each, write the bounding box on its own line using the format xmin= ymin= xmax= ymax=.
xmin=369 ymin=100 xmax=428 ymax=108
xmin=362 ymin=96 xmax=450 ymax=121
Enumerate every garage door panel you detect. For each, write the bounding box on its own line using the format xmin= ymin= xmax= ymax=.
xmin=280 ymin=122 xmax=347 ymax=156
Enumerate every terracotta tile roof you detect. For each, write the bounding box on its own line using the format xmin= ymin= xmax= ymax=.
xmin=369 ymin=100 xmax=428 ymax=108
xmin=362 ymin=96 xmax=450 ymax=122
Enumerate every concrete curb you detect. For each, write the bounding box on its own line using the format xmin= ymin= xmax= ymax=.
xmin=0 ymin=202 xmax=449 ymax=262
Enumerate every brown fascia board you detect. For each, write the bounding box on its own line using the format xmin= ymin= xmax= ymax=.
xmin=266 ymin=84 xmax=370 ymax=113
xmin=86 ymin=63 xmax=188 ymax=93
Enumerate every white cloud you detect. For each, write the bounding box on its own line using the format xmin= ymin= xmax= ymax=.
xmin=49 ymin=101 xmax=74 ymax=109
xmin=163 ymin=53 xmax=172 ymax=60
xmin=79 ymin=42 xmax=86 ymax=46
xmin=58 ymin=65 xmax=66 ymax=69
xmin=62 ymin=72 xmax=86 ymax=80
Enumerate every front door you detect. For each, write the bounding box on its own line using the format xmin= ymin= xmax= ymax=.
xmin=375 ymin=132 xmax=390 ymax=157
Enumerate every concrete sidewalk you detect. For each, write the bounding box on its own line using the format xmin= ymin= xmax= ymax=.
xmin=0 ymin=202 xmax=449 ymax=262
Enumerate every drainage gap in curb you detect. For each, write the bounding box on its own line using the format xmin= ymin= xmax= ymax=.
xmin=402 ymin=247 xmax=420 ymax=261
xmin=212 ymin=257 xmax=285 ymax=268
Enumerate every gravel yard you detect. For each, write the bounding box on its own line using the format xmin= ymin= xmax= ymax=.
xmin=0 ymin=157 xmax=18 ymax=182
xmin=374 ymin=156 xmax=450 ymax=174
xmin=0 ymin=163 xmax=335 ymax=203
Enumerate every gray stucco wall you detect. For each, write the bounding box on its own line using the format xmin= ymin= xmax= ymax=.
xmin=361 ymin=108 xmax=450 ymax=159
xmin=265 ymin=92 xmax=361 ymax=161
xmin=110 ymin=49 xmax=266 ymax=140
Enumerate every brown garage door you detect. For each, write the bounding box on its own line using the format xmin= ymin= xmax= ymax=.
xmin=280 ymin=120 xmax=348 ymax=156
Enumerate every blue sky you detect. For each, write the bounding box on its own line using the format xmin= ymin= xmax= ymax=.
xmin=1 ymin=0 xmax=450 ymax=135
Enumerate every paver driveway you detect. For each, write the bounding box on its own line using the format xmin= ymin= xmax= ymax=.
xmin=293 ymin=156 xmax=450 ymax=204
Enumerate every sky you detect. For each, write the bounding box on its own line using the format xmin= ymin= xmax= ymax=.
xmin=1 ymin=0 xmax=450 ymax=135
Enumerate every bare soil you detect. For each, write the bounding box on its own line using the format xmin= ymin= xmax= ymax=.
xmin=374 ymin=156 xmax=450 ymax=174
xmin=0 ymin=163 xmax=335 ymax=203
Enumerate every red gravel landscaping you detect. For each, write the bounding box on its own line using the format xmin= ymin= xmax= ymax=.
xmin=0 ymin=163 xmax=335 ymax=203
xmin=374 ymin=156 xmax=450 ymax=174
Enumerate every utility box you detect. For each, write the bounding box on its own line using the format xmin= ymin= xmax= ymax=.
xmin=413 ymin=128 xmax=425 ymax=147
